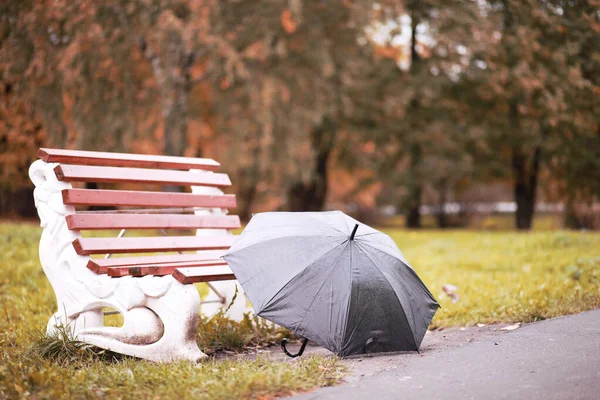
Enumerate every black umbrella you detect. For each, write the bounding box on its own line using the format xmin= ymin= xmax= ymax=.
xmin=223 ymin=211 xmax=439 ymax=356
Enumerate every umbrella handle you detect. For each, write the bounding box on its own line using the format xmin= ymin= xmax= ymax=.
xmin=281 ymin=338 xmax=309 ymax=358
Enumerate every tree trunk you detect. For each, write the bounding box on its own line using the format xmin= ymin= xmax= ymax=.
xmin=161 ymin=84 xmax=190 ymax=193
xmin=405 ymin=189 xmax=422 ymax=228
xmin=236 ymin=126 xmax=263 ymax=221
xmin=501 ymin=0 xmax=540 ymax=230
xmin=287 ymin=116 xmax=336 ymax=212
xmin=237 ymin=182 xmax=257 ymax=222
xmin=512 ymin=146 xmax=540 ymax=230
xmin=0 ymin=187 xmax=36 ymax=217
xmin=404 ymin=9 xmax=422 ymax=229
xmin=436 ymin=180 xmax=448 ymax=228
xmin=406 ymin=203 xmax=421 ymax=228
xmin=563 ymin=194 xmax=581 ymax=229
xmin=310 ymin=120 xmax=334 ymax=210
xmin=405 ymin=141 xmax=422 ymax=228
xmin=135 ymin=30 xmax=194 ymax=192
xmin=163 ymin=85 xmax=189 ymax=158
xmin=436 ymin=210 xmax=447 ymax=229
xmin=237 ymin=155 xmax=260 ymax=222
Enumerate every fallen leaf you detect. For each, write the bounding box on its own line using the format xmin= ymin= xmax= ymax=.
xmin=501 ymin=323 xmax=521 ymax=331
xmin=125 ymin=369 xmax=134 ymax=381
xmin=442 ymin=284 xmax=460 ymax=303
xmin=442 ymin=284 xmax=457 ymax=294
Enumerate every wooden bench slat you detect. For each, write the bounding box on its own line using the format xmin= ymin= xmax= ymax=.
xmin=73 ymin=236 xmax=237 ymax=255
xmin=39 ymin=148 xmax=220 ymax=171
xmin=54 ymin=165 xmax=231 ymax=187
xmin=87 ymin=251 xmax=226 ymax=274
xmin=62 ymin=189 xmax=237 ymax=208
xmin=66 ymin=214 xmax=241 ymax=230
xmin=107 ymin=259 xmax=227 ymax=277
xmin=173 ymin=266 xmax=236 ymax=284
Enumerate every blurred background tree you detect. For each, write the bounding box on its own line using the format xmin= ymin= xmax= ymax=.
xmin=1 ymin=0 xmax=599 ymax=229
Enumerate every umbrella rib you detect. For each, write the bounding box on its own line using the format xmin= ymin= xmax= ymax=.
xmin=352 ymin=232 xmax=379 ymax=238
xmin=255 ymin=238 xmax=348 ymax=315
xmin=354 ymin=241 xmax=419 ymax=350
xmin=357 ymin=240 xmax=410 ymax=265
xmin=339 ymin=241 xmax=357 ymax=354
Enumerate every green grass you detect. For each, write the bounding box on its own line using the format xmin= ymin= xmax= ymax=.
xmin=3 ymin=348 xmax=342 ymax=399
xmin=1 ymin=222 xmax=600 ymax=398
xmin=389 ymin=229 xmax=600 ymax=327
xmin=197 ymin=310 xmax=295 ymax=354
xmin=379 ymin=213 xmax=562 ymax=230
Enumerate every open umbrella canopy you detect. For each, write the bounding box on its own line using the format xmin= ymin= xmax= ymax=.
xmin=223 ymin=211 xmax=439 ymax=356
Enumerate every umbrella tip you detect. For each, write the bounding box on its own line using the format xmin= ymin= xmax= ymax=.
xmin=350 ymin=224 xmax=359 ymax=241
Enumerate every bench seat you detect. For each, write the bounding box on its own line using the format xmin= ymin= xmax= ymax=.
xmin=62 ymin=189 xmax=237 ymax=208
xmin=173 ymin=266 xmax=236 ymax=284
xmin=72 ymin=236 xmax=237 ymax=255
xmin=106 ymin=259 xmax=228 ymax=277
xmin=87 ymin=251 xmax=227 ymax=274
xmin=67 ymin=213 xmax=240 ymax=230
xmin=54 ymin=164 xmax=232 ymax=187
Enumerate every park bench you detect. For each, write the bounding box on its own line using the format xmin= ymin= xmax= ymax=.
xmin=29 ymin=148 xmax=249 ymax=362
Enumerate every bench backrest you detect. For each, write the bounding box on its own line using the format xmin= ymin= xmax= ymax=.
xmin=37 ymin=148 xmax=240 ymax=283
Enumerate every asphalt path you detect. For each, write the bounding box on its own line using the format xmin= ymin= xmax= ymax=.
xmin=293 ymin=309 xmax=600 ymax=400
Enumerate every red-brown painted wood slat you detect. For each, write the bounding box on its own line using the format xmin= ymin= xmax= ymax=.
xmin=72 ymin=235 xmax=237 ymax=255
xmin=54 ymin=165 xmax=231 ymax=187
xmin=87 ymin=251 xmax=226 ymax=274
xmin=66 ymin=213 xmax=241 ymax=230
xmin=173 ymin=266 xmax=236 ymax=284
xmin=62 ymin=189 xmax=237 ymax=208
xmin=39 ymin=148 xmax=220 ymax=171
xmin=106 ymin=259 xmax=228 ymax=277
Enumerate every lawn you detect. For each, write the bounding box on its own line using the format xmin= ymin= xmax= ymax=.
xmin=389 ymin=229 xmax=600 ymax=327
xmin=1 ymin=221 xmax=599 ymax=399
